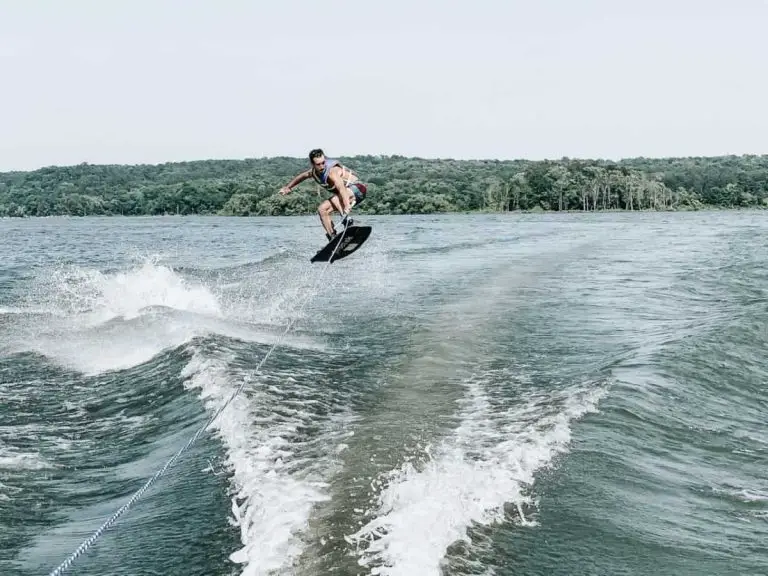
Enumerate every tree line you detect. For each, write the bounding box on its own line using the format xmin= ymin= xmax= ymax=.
xmin=1 ymin=154 xmax=767 ymax=217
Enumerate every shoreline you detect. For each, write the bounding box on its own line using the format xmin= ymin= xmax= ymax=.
xmin=1 ymin=205 xmax=764 ymax=219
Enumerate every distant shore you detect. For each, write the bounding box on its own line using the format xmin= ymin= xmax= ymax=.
xmin=2 ymin=154 xmax=766 ymax=217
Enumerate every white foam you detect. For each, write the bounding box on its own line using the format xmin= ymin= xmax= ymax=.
xmin=0 ymin=451 xmax=53 ymax=471
xmin=181 ymin=351 xmax=349 ymax=576
xmin=738 ymin=489 xmax=768 ymax=502
xmin=41 ymin=258 xmax=222 ymax=324
xmin=347 ymin=376 xmax=606 ymax=575
xmin=0 ymin=480 xmax=22 ymax=502
xmin=5 ymin=258 xmax=325 ymax=374
xmin=0 ymin=259 xmax=218 ymax=371
xmin=713 ymin=486 xmax=768 ymax=503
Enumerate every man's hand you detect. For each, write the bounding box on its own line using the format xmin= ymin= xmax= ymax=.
xmin=341 ymin=194 xmax=352 ymax=214
xmin=279 ymin=186 xmax=291 ymax=195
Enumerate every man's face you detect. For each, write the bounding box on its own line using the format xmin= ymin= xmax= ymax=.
xmin=312 ymin=155 xmax=326 ymax=171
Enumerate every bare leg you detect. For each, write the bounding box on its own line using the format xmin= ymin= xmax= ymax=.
xmin=329 ymin=194 xmax=344 ymax=214
xmin=318 ymin=199 xmax=336 ymax=237
xmin=318 ymin=192 xmax=355 ymax=238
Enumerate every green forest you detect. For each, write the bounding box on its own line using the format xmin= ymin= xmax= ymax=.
xmin=1 ymin=154 xmax=767 ymax=217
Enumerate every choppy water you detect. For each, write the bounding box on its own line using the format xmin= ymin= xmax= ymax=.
xmin=1 ymin=212 xmax=766 ymax=576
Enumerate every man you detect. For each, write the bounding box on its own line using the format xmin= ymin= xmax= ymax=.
xmin=279 ymin=149 xmax=367 ymax=241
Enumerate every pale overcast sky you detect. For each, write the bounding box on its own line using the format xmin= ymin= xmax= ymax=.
xmin=1 ymin=0 xmax=766 ymax=171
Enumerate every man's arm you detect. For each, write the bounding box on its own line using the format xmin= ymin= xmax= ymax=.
xmin=279 ymin=170 xmax=312 ymax=195
xmin=328 ymin=168 xmax=353 ymax=213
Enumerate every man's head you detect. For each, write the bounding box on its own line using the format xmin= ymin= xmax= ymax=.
xmin=309 ymin=148 xmax=326 ymax=171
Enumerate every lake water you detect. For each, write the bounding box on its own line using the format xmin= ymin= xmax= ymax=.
xmin=1 ymin=212 xmax=766 ymax=576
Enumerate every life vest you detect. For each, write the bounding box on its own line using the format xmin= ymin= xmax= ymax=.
xmin=311 ymin=159 xmax=356 ymax=193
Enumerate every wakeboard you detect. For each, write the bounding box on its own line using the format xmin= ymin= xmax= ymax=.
xmin=310 ymin=224 xmax=372 ymax=263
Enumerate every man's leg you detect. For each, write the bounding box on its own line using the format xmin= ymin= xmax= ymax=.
xmin=332 ymin=192 xmax=357 ymax=227
xmin=329 ymin=194 xmax=345 ymax=214
xmin=349 ymin=183 xmax=366 ymax=207
xmin=318 ymin=198 xmax=337 ymax=238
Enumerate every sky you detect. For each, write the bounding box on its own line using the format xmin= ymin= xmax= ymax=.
xmin=1 ymin=0 xmax=767 ymax=171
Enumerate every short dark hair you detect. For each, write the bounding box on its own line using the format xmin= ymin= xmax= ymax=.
xmin=308 ymin=148 xmax=324 ymax=161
